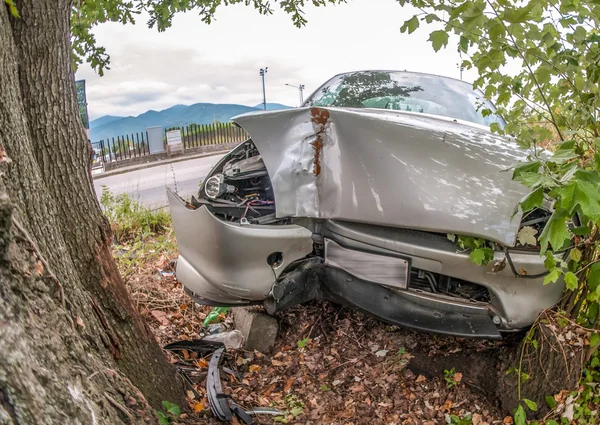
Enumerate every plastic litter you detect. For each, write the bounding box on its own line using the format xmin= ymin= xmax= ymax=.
xmin=202 ymin=330 xmax=244 ymax=349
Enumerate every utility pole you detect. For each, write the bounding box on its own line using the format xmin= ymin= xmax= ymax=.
xmin=285 ymin=83 xmax=306 ymax=106
xmin=260 ymin=67 xmax=268 ymax=110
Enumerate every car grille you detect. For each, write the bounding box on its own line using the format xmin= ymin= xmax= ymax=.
xmin=409 ymin=268 xmax=490 ymax=303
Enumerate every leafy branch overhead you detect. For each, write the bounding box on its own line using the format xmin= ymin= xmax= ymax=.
xmin=71 ymin=0 xmax=346 ymax=74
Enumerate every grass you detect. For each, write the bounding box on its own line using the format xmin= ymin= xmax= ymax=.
xmin=100 ymin=185 xmax=171 ymax=242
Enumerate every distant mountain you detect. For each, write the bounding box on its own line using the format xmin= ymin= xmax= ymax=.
xmin=90 ymin=102 xmax=292 ymax=142
xmin=253 ymin=103 xmax=296 ymax=111
xmin=89 ymin=115 xmax=123 ymax=130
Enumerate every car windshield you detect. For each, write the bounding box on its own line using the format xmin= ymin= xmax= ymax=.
xmin=305 ymin=71 xmax=504 ymax=128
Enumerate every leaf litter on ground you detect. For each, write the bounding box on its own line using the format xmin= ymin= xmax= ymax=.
xmin=118 ymin=233 xmax=513 ymax=425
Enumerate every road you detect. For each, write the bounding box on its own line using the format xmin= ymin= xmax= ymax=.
xmin=93 ymin=154 xmax=225 ymax=207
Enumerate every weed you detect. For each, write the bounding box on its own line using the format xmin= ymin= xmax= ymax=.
xmin=100 ymin=186 xmax=171 ymax=242
xmin=155 ymin=401 xmax=180 ymax=425
xmin=444 ymin=368 xmax=459 ymax=389
xmin=320 ymin=383 xmax=331 ymax=391
xmin=273 ymin=394 xmax=305 ymax=423
xmin=297 ymin=337 xmax=310 ymax=349
xmin=448 ymin=414 xmax=472 ymax=425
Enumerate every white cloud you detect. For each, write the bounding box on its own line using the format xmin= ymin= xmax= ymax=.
xmin=77 ymin=0 xmax=476 ymax=120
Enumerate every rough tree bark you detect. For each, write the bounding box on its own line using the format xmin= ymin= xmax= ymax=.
xmin=0 ymin=1 xmax=185 ymax=423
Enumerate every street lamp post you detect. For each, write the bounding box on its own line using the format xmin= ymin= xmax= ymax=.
xmin=457 ymin=63 xmax=464 ymax=80
xmin=285 ymin=83 xmax=306 ymax=106
xmin=259 ymin=67 xmax=268 ymax=110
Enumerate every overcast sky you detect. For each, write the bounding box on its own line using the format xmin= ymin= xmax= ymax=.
xmin=76 ymin=0 xmax=477 ymax=121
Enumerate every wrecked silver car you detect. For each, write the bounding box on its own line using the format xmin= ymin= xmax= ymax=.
xmin=168 ymin=71 xmax=565 ymax=339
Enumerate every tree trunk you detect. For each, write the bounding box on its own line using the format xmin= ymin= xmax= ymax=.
xmin=0 ymin=1 xmax=184 ymax=423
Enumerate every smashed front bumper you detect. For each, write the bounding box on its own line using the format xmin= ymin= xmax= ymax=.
xmin=169 ymin=188 xmax=564 ymax=338
xmin=167 ymin=188 xmax=313 ymax=305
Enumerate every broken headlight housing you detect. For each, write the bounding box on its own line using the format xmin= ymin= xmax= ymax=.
xmin=204 ymin=174 xmax=235 ymax=200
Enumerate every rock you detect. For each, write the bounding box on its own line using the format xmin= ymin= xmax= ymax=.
xmin=233 ymin=307 xmax=279 ymax=353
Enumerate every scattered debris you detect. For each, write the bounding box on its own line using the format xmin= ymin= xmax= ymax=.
xmin=202 ymin=330 xmax=244 ymax=349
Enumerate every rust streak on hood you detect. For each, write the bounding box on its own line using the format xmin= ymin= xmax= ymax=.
xmin=310 ymin=108 xmax=330 ymax=176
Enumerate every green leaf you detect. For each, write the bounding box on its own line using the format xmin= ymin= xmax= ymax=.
xmin=470 ymin=248 xmax=494 ymax=265
xmin=564 ymin=271 xmax=578 ymax=291
xmin=401 ymin=16 xmax=419 ymax=34
xmin=503 ymin=5 xmax=533 ymax=23
xmin=590 ymin=332 xmax=600 ymax=348
xmin=162 ymin=401 xmax=180 ymax=417
xmin=571 ymin=226 xmax=591 ymax=236
xmin=424 ymin=13 xmax=440 ymax=24
xmin=4 ymin=0 xmax=20 ymax=18
xmin=545 ymin=395 xmax=557 ymax=409
xmin=289 ymin=406 xmax=304 ymax=417
xmin=155 ymin=411 xmax=170 ymax=425
xmin=538 ymin=211 xmax=570 ymax=253
xmin=297 ymin=337 xmax=310 ymax=348
xmin=512 ymin=162 xmax=542 ymax=181
xmin=569 ymin=248 xmax=582 ymax=262
xmin=523 ymin=398 xmax=537 ymax=412
xmin=428 ymin=30 xmax=449 ymax=52
xmin=589 ymin=263 xmax=600 ymax=292
xmin=459 ymin=35 xmax=469 ymax=53
xmin=519 ymin=187 xmax=544 ymax=213
xmin=535 ymin=66 xmax=551 ymax=85
xmin=544 ymin=251 xmax=557 ymax=270
xmin=553 ymin=178 xmax=600 ymax=221
xmin=543 ymin=268 xmax=562 ymax=285
xmin=513 ymin=404 xmax=526 ymax=425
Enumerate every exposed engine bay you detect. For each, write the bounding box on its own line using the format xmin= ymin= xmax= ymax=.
xmin=190 ymin=141 xmax=287 ymax=225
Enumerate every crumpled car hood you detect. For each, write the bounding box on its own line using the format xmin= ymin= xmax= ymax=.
xmin=233 ymin=107 xmax=531 ymax=246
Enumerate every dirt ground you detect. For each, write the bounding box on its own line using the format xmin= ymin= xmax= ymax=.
xmin=123 ymin=245 xmax=517 ymax=425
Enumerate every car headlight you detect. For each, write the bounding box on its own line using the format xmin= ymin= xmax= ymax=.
xmin=204 ymin=174 xmax=235 ymax=199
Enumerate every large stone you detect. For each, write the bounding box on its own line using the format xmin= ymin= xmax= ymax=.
xmin=233 ymin=307 xmax=279 ymax=353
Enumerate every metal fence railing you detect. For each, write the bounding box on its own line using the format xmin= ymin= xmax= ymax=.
xmin=90 ymin=122 xmax=248 ymax=169
xmin=179 ymin=122 xmax=248 ymax=149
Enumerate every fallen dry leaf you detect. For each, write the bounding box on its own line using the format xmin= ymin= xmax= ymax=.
xmin=150 ymin=310 xmax=170 ymax=326
xmin=195 ymin=358 xmax=208 ymax=368
xmin=249 ymin=364 xmax=262 ymax=373
xmin=192 ymin=401 xmax=204 ymax=413
xmin=453 ymin=372 xmax=463 ymax=383
xmin=284 ymin=377 xmax=295 ymax=393
xmin=503 ymin=416 xmax=513 ymax=424
xmin=415 ymin=375 xmax=427 ymax=383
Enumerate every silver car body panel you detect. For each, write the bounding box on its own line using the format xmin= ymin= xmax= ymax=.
xmin=167 ymin=188 xmax=313 ymax=304
xmin=233 ymin=107 xmax=530 ymax=246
